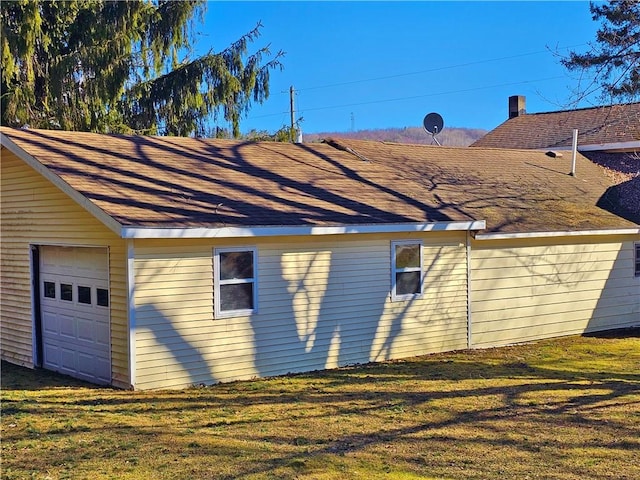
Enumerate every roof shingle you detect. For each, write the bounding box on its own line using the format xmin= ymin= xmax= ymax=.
xmin=1 ymin=127 xmax=636 ymax=234
xmin=471 ymin=102 xmax=640 ymax=150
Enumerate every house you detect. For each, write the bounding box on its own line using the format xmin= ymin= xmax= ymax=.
xmin=472 ymin=96 xmax=640 ymax=225
xmin=471 ymin=96 xmax=640 ymax=152
xmin=1 ymin=127 xmax=638 ymax=390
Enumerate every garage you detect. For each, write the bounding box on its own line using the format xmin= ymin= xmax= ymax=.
xmin=37 ymin=246 xmax=111 ymax=384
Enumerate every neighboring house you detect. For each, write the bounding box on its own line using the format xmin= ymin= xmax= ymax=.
xmin=472 ymin=96 xmax=640 ymax=225
xmin=471 ymin=96 xmax=640 ymax=152
xmin=1 ymin=127 xmax=639 ymax=390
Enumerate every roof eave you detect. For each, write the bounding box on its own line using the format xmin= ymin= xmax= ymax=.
xmin=474 ymin=228 xmax=640 ymax=241
xmin=121 ymin=220 xmax=487 ymax=239
xmin=1 ymin=132 xmax=123 ymax=236
xmin=577 ymin=140 xmax=640 ymax=152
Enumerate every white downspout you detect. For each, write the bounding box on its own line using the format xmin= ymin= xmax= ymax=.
xmin=570 ymin=129 xmax=578 ymax=176
xmin=127 ymin=239 xmax=137 ymax=389
xmin=466 ymin=231 xmax=473 ymax=349
xmin=30 ymin=245 xmax=39 ymax=367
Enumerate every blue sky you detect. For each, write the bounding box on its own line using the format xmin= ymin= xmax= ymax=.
xmin=200 ymin=1 xmax=601 ymax=134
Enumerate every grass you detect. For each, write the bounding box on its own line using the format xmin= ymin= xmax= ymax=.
xmin=2 ymin=329 xmax=639 ymax=480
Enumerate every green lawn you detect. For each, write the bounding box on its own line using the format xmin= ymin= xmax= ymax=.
xmin=2 ymin=329 xmax=639 ymax=480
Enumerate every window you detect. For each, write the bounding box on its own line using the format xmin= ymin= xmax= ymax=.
xmin=97 ymin=288 xmax=109 ymax=307
xmin=214 ymin=247 xmax=258 ymax=317
xmin=391 ymin=241 xmax=423 ymax=301
xmin=44 ymin=281 xmax=56 ymax=299
xmin=78 ymin=286 xmax=92 ymax=304
xmin=635 ymin=242 xmax=640 ymax=277
xmin=60 ymin=283 xmax=73 ymax=302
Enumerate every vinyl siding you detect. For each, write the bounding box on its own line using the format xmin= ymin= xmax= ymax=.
xmin=0 ymin=148 xmax=129 ymax=388
xmin=470 ymin=235 xmax=640 ymax=348
xmin=133 ymin=233 xmax=468 ymax=390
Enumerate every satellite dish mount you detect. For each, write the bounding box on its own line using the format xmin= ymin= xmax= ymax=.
xmin=423 ymin=112 xmax=444 ymax=146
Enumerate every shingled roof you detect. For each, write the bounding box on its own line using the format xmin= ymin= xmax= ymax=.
xmin=471 ymin=102 xmax=640 ymax=150
xmin=1 ymin=127 xmax=636 ymax=235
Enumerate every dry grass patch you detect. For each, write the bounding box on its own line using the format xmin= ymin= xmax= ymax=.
xmin=2 ymin=329 xmax=639 ymax=479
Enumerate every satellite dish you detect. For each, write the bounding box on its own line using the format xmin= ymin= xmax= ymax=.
xmin=423 ymin=112 xmax=444 ymax=135
xmin=423 ymin=112 xmax=444 ymax=145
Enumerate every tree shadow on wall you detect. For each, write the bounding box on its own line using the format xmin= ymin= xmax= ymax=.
xmin=248 ymin=241 xmax=468 ymax=381
xmin=135 ymin=303 xmax=217 ymax=388
xmin=248 ymin=247 xmax=391 ymax=379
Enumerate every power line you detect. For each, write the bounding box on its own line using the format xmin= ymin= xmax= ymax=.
xmin=295 ymin=43 xmax=588 ymax=92
xmin=246 ymin=43 xmax=588 ymax=123
xmin=300 ymin=76 xmax=567 ymax=113
xmin=247 ymin=75 xmax=568 ymax=120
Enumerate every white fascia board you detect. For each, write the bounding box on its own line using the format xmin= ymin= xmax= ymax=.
xmin=121 ymin=220 xmax=487 ymax=239
xmin=1 ymin=133 xmax=123 ymax=236
xmin=475 ymin=228 xmax=640 ymax=240
xmin=577 ymin=141 xmax=640 ymax=152
xmin=534 ymin=141 xmax=639 ymax=153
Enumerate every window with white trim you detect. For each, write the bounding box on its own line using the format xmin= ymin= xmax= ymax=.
xmin=391 ymin=240 xmax=423 ymax=301
xmin=214 ymin=247 xmax=258 ymax=317
xmin=635 ymin=242 xmax=640 ymax=277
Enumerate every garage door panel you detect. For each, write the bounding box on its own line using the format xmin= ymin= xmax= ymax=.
xmin=77 ymin=318 xmax=96 ymax=342
xmin=95 ymin=322 xmax=110 ymax=346
xmin=77 ymin=353 xmax=110 ymax=381
xmin=78 ymin=352 xmax=96 ymax=374
xmin=76 ymin=248 xmax=108 ymax=273
xmin=42 ymin=311 xmax=59 ymax=335
xmin=96 ymin=361 xmax=111 ymax=383
xmin=39 ymin=246 xmax=111 ymax=385
xmin=60 ymin=347 xmax=77 ymax=371
xmin=93 ymin=357 xmax=111 ymax=383
xmin=59 ymin=314 xmax=76 ymax=339
xmin=44 ymin=343 xmax=60 ymax=368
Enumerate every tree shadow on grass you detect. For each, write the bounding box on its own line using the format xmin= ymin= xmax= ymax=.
xmin=582 ymin=327 xmax=640 ymax=339
xmin=208 ymin=360 xmax=639 ymax=478
xmin=1 ymin=360 xmax=105 ymax=391
xmin=2 ymin=333 xmax=639 ymax=480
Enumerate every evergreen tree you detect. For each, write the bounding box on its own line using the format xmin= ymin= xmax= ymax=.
xmin=562 ymin=0 xmax=640 ymax=102
xmin=1 ymin=0 xmax=283 ymax=136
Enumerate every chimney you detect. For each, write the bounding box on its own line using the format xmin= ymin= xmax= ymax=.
xmin=508 ymin=95 xmax=526 ymax=119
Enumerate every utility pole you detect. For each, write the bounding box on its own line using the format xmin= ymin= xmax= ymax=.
xmin=289 ymin=85 xmax=295 ymax=142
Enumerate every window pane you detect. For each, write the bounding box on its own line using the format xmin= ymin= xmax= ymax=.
xmin=395 ymin=244 xmax=420 ymax=269
xmin=61 ymin=283 xmax=73 ymax=301
xmin=97 ymin=288 xmax=109 ymax=307
xmin=44 ymin=281 xmax=56 ymax=299
xmin=78 ymin=286 xmax=91 ymax=304
xmin=220 ymin=283 xmax=254 ymax=311
xmin=220 ymin=251 xmax=254 ymax=280
xmin=396 ymin=272 xmax=421 ymax=296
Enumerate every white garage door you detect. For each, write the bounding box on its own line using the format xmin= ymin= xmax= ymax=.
xmin=39 ymin=246 xmax=111 ymax=384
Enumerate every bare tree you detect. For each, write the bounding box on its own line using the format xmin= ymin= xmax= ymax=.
xmin=562 ymin=1 xmax=640 ymax=103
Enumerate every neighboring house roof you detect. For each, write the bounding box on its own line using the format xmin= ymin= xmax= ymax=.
xmin=470 ymin=102 xmax=640 ymax=150
xmin=1 ymin=127 xmax=637 ymax=236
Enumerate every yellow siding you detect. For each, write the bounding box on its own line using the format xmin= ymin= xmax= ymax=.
xmin=0 ymin=148 xmax=129 ymax=388
xmin=471 ymin=235 xmax=640 ymax=348
xmin=133 ymin=233 xmax=468 ymax=389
